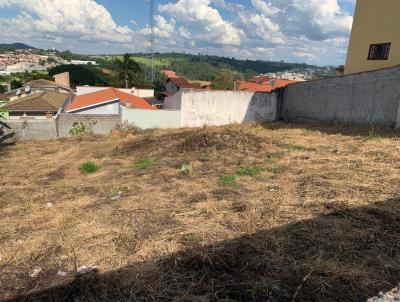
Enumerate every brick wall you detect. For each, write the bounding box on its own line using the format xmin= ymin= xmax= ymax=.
xmin=56 ymin=113 xmax=121 ymax=138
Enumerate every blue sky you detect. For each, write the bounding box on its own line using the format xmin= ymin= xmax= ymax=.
xmin=0 ymin=0 xmax=356 ymax=66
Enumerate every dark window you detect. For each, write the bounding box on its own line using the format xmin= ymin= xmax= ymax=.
xmin=368 ymin=43 xmax=391 ymax=60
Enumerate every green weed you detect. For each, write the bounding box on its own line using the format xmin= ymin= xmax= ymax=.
xmin=134 ymin=158 xmax=155 ymax=170
xmin=79 ymin=161 xmax=100 ymax=174
xmin=237 ymin=166 xmax=263 ymax=177
xmin=219 ymin=175 xmax=237 ymax=187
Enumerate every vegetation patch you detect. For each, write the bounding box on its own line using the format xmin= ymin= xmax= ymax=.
xmin=79 ymin=161 xmax=100 ymax=174
xmin=179 ymin=162 xmax=193 ymax=175
xmin=218 ymin=175 xmax=237 ymax=187
xmin=285 ymin=143 xmax=310 ymax=151
xmin=237 ymin=166 xmax=263 ymax=177
xmin=134 ymin=158 xmax=155 ymax=170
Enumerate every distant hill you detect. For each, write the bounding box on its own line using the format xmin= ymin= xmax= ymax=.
xmin=0 ymin=43 xmax=37 ymax=50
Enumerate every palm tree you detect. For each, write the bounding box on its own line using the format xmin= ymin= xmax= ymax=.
xmin=114 ymin=53 xmax=141 ymax=88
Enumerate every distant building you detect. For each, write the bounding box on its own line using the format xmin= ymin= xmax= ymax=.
xmin=236 ymin=79 xmax=299 ymax=92
xmin=70 ymin=60 xmax=98 ymax=65
xmin=345 ymin=0 xmax=400 ymax=75
xmin=25 ymin=79 xmax=70 ymax=94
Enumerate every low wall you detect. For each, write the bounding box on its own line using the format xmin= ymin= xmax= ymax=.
xmin=282 ymin=65 xmax=400 ymax=128
xmin=6 ymin=119 xmax=57 ymax=139
xmin=57 ymin=113 xmax=121 ymax=138
xmin=165 ymin=90 xmax=278 ymax=128
xmin=122 ymin=108 xmax=181 ymax=129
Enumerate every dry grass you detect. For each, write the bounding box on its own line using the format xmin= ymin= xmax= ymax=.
xmin=1 ymin=122 xmax=400 ymax=302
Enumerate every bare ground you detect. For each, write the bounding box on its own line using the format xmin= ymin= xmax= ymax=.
xmin=0 ymin=122 xmax=400 ymax=302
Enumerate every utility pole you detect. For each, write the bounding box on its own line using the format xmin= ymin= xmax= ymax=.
xmin=148 ymin=0 xmax=155 ymax=83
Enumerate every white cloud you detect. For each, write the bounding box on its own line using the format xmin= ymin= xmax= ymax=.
xmin=158 ymin=0 xmax=242 ymax=46
xmin=0 ymin=0 xmax=132 ymax=44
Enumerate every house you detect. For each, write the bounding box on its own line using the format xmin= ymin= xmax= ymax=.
xmin=345 ymin=0 xmax=400 ymax=75
xmin=188 ymin=80 xmax=212 ymax=90
xmin=24 ymin=79 xmax=71 ymax=94
xmin=165 ymin=77 xmax=199 ymax=95
xmin=236 ymin=79 xmax=299 ymax=92
xmin=4 ymin=90 xmax=71 ymax=119
xmin=65 ymin=88 xmax=155 ymax=114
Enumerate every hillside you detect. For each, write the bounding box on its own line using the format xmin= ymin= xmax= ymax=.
xmin=0 ymin=43 xmax=36 ymax=50
xmin=1 ymin=123 xmax=399 ymax=301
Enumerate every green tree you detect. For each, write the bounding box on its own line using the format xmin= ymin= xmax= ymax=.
xmin=10 ymin=79 xmax=22 ymax=90
xmin=211 ymin=70 xmax=237 ymax=90
xmin=114 ymin=53 xmax=142 ymax=88
xmin=0 ymin=85 xmax=5 ymax=93
xmin=48 ymin=65 xmax=99 ymax=87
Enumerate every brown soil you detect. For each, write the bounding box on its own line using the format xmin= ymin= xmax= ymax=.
xmin=1 ymin=122 xmax=400 ymax=302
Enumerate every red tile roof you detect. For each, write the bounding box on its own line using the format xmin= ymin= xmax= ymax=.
xmin=161 ymin=70 xmax=178 ymax=78
xmin=237 ymin=79 xmax=300 ymax=92
xmin=67 ymin=88 xmax=155 ymax=112
xmin=168 ymin=77 xmax=200 ymax=89
xmin=237 ymin=81 xmax=273 ymax=92
xmin=249 ymin=75 xmax=271 ymax=84
xmin=113 ymin=89 xmax=155 ymax=110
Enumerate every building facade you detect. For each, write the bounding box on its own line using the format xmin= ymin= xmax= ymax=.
xmin=345 ymin=0 xmax=400 ymax=75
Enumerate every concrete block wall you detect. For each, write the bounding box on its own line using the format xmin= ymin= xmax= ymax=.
xmin=281 ymin=65 xmax=400 ymax=128
xmin=165 ymin=90 xmax=278 ymax=127
xmin=7 ymin=119 xmax=57 ymax=140
xmin=57 ymin=113 xmax=121 ymax=138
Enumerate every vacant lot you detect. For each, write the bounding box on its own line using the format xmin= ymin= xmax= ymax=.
xmin=1 ymin=123 xmax=400 ymax=302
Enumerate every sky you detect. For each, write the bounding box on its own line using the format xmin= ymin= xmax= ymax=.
xmin=0 ymin=0 xmax=356 ymax=66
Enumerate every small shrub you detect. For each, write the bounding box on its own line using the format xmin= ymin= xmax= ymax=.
xmin=219 ymin=175 xmax=237 ymax=187
xmin=79 ymin=161 xmax=100 ymax=174
xmin=69 ymin=120 xmax=97 ymax=136
xmin=286 ymin=143 xmax=309 ymax=151
xmin=237 ymin=166 xmax=263 ymax=177
xmin=134 ymin=158 xmax=154 ymax=170
xmin=179 ymin=162 xmax=193 ymax=175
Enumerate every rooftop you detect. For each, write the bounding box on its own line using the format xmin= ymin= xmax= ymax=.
xmin=67 ymin=88 xmax=155 ymax=112
xmin=4 ymin=90 xmax=70 ymax=112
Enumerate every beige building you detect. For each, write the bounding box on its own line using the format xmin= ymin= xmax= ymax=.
xmin=345 ymin=0 xmax=400 ymax=75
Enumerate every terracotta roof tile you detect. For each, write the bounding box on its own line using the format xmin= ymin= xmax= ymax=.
xmin=5 ymin=91 xmax=69 ymax=112
xmin=67 ymin=88 xmax=155 ymax=112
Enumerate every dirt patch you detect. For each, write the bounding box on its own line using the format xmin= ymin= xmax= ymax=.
xmin=178 ymin=129 xmax=262 ymax=152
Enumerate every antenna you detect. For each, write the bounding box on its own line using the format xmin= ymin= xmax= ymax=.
xmin=147 ymin=0 xmax=156 ymax=83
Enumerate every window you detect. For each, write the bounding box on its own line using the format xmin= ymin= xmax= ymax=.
xmin=368 ymin=43 xmax=391 ymax=60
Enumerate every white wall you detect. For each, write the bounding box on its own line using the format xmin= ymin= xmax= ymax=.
xmin=74 ymin=101 xmax=121 ymax=115
xmin=165 ymin=90 xmax=278 ymax=127
xmin=76 ymin=86 xmax=108 ymax=95
xmin=164 ymin=91 xmax=182 ymax=110
xmin=122 ymin=108 xmax=181 ymax=129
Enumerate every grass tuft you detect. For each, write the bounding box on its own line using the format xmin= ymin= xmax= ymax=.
xmin=218 ymin=175 xmax=237 ymax=187
xmin=79 ymin=161 xmax=100 ymax=174
xmin=237 ymin=166 xmax=263 ymax=177
xmin=286 ymin=143 xmax=309 ymax=151
xmin=134 ymin=158 xmax=155 ymax=170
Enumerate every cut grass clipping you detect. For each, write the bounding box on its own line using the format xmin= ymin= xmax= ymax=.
xmin=219 ymin=175 xmax=237 ymax=187
xmin=79 ymin=161 xmax=100 ymax=174
xmin=237 ymin=166 xmax=263 ymax=177
xmin=134 ymin=158 xmax=154 ymax=170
